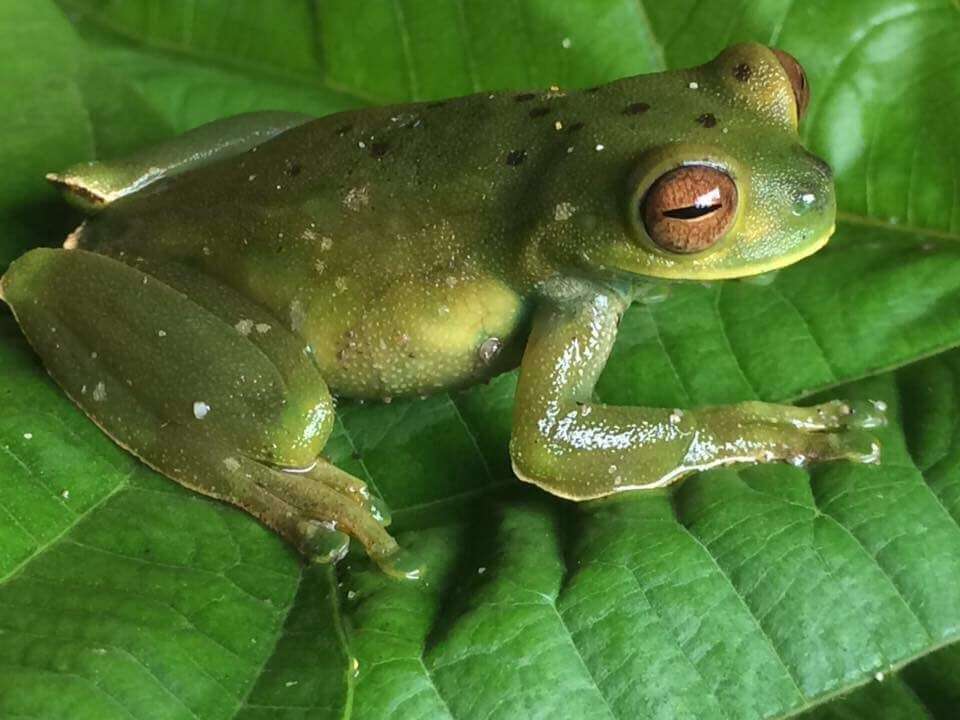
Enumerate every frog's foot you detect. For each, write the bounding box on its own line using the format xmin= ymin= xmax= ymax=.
xmin=694 ymin=399 xmax=885 ymax=471
xmin=730 ymin=398 xmax=888 ymax=432
xmin=138 ymin=425 xmax=419 ymax=579
xmin=239 ymin=459 xmax=421 ymax=580
xmin=261 ymin=458 xmax=422 ymax=580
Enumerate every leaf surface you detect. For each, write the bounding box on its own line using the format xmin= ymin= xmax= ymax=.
xmin=3 ymin=1 xmax=960 ymax=717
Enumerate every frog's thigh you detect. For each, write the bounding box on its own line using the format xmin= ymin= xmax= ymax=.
xmin=1 ymin=248 xmax=404 ymax=570
xmin=50 ymin=111 xmax=312 ymax=211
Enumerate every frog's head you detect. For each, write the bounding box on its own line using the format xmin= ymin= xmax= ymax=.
xmin=554 ymin=43 xmax=834 ymax=282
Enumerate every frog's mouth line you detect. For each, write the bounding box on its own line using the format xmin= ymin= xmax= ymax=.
xmin=675 ymin=223 xmax=835 ymax=282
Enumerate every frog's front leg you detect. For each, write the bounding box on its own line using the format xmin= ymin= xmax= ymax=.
xmin=509 ymin=288 xmax=885 ymax=499
xmin=1 ymin=248 xmax=418 ymax=579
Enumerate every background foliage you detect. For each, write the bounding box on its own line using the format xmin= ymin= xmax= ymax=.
xmin=2 ymin=1 xmax=960 ymax=718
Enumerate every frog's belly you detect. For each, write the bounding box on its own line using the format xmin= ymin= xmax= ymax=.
xmin=301 ymin=275 xmax=530 ymax=399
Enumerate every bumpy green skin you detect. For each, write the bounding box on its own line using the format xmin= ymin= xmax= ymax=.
xmin=0 ymin=44 xmax=885 ymax=578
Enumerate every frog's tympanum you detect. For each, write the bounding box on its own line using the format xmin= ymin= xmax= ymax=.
xmin=1 ymin=45 xmax=885 ymax=579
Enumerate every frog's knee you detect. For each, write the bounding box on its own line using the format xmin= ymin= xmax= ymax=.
xmin=48 ymin=111 xmax=312 ymax=212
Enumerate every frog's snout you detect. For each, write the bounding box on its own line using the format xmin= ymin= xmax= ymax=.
xmin=788 ymin=150 xmax=835 ymax=218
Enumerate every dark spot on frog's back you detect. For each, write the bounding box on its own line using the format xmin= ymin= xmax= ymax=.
xmin=733 ymin=63 xmax=753 ymax=82
xmin=696 ymin=113 xmax=717 ymax=128
xmin=528 ymin=106 xmax=550 ymax=118
xmin=515 ymin=92 xmax=536 ymax=102
xmin=335 ymin=124 xmax=353 ymax=136
xmin=567 ymin=121 xmax=585 ymax=132
xmin=370 ymin=141 xmax=390 ymax=159
xmin=426 ymin=101 xmax=447 ymax=109
xmin=285 ymin=161 xmax=302 ymax=177
xmin=505 ymin=149 xmax=527 ymax=166
xmin=624 ymin=102 xmax=650 ymax=115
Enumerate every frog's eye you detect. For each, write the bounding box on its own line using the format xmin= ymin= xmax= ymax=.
xmin=772 ymin=49 xmax=810 ymax=122
xmin=640 ymin=165 xmax=737 ymax=254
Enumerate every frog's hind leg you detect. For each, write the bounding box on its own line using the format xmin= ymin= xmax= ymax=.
xmin=49 ymin=111 xmax=312 ymax=212
xmin=1 ymin=247 xmax=419 ymax=579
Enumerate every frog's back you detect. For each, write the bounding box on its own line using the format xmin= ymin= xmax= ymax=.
xmin=64 ymin=61 xmax=763 ymax=397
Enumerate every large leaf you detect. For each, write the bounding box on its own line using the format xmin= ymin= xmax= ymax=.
xmin=3 ymin=1 xmax=960 ymax=717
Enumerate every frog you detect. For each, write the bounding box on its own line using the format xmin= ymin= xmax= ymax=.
xmin=0 ymin=43 xmax=885 ymax=580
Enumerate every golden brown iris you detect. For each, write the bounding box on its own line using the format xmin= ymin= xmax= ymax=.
xmin=772 ymin=48 xmax=810 ymax=122
xmin=640 ymin=166 xmax=738 ymax=253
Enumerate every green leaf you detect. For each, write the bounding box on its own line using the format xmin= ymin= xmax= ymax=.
xmin=3 ymin=1 xmax=960 ymax=718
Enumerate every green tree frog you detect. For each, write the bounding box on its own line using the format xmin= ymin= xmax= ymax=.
xmin=1 ymin=44 xmax=885 ymax=579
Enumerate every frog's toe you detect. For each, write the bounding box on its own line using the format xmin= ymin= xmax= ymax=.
xmin=797 ymin=428 xmax=881 ymax=466
xmin=373 ymin=547 xmax=426 ymax=582
xmin=841 ymin=399 xmax=888 ymax=430
xmin=367 ymin=493 xmax=392 ymax=527
xmin=800 ymin=399 xmax=854 ymax=429
xmin=300 ymin=520 xmax=351 ymax=564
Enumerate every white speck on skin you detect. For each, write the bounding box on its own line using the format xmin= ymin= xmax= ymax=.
xmin=202 ymin=246 xmax=212 ymax=256
xmin=289 ymin=300 xmax=307 ymax=332
xmin=554 ymin=120 xmax=563 ymax=131
xmin=301 ymin=228 xmax=317 ymax=241
xmin=92 ymin=381 xmax=107 ymax=402
xmin=315 ymin=260 xmax=326 ymax=275
xmin=285 ymin=681 xmax=298 ymax=688
xmin=255 ymin=323 xmax=272 ymax=334
xmin=193 ymin=401 xmax=210 ymax=419
xmin=358 ymin=140 xmax=366 ymax=149
xmin=670 ymin=409 xmax=684 ymax=424
xmin=235 ymin=319 xmax=254 ymax=335
xmin=158 ymin=330 xmax=166 ymax=337
xmin=61 ymin=490 xmax=70 ymax=500
xmin=347 ymin=590 xmax=357 ymax=599
xmin=567 ymin=146 xmax=574 ymax=154
xmin=248 ymin=174 xmax=256 ymax=181
xmin=478 ymin=566 xmax=487 ymax=574
xmin=595 ymin=143 xmax=605 ymax=151
xmin=90 ymin=351 xmax=98 ymax=359
xmin=554 ymin=202 xmax=577 ymax=221
xmin=875 ymin=671 xmax=885 ymax=682
xmin=343 ymin=185 xmax=370 ymax=212
xmin=561 ymin=37 xmax=572 ymax=49
xmin=320 ymin=236 xmax=333 ymax=251
xmin=223 ymin=457 xmax=241 ymax=471
xmin=688 ymin=81 xmax=699 ymax=89
xmin=335 ymin=277 xmax=348 ymax=292
xmin=23 ymin=433 xmax=32 ymax=440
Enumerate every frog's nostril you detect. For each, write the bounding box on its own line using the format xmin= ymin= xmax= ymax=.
xmin=792 ymin=189 xmax=824 ymax=215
